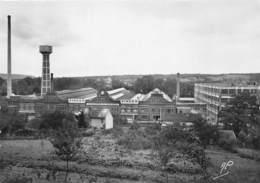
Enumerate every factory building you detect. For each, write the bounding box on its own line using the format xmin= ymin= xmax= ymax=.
xmin=57 ymin=87 xmax=97 ymax=112
xmin=172 ymin=73 xmax=207 ymax=116
xmin=137 ymin=88 xmax=176 ymax=122
xmin=86 ymin=91 xmax=120 ymax=116
xmin=0 ymin=15 xmax=205 ymax=125
xmin=118 ymin=88 xmax=176 ymax=122
xmin=194 ymin=83 xmax=260 ymax=124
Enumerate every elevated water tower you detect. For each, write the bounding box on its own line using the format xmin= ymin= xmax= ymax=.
xmin=39 ymin=45 xmax=52 ymax=96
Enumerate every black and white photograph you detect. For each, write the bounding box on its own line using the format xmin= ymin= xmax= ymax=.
xmin=0 ymin=0 xmax=260 ymax=182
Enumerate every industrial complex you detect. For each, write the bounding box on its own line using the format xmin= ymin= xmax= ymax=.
xmin=1 ymin=15 xmax=260 ymax=125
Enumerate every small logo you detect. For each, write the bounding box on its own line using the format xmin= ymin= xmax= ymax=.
xmin=213 ymin=160 xmax=234 ymax=180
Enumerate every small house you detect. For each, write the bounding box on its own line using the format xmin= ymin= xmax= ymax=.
xmin=90 ymin=109 xmax=113 ymax=130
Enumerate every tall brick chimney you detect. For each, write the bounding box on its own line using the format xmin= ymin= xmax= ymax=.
xmin=176 ymin=73 xmax=180 ymax=102
xmin=7 ymin=15 xmax=12 ymax=98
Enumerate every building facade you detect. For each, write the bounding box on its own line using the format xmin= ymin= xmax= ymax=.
xmin=7 ymin=93 xmax=68 ymax=116
xmin=194 ymin=83 xmax=260 ymax=124
xmin=86 ymin=91 xmax=120 ymax=116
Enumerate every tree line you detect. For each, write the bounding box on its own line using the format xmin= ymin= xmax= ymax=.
xmin=0 ymin=75 xmax=194 ymax=97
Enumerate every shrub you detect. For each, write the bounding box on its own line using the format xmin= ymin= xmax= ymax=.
xmin=0 ymin=112 xmax=27 ymax=135
xmin=113 ymin=115 xmax=128 ymax=126
xmin=193 ymin=118 xmax=219 ymax=148
xmin=39 ymin=111 xmax=67 ymax=131
xmin=145 ymin=123 xmax=161 ymax=136
xmin=49 ymin=113 xmax=82 ymax=183
xmin=82 ymin=128 xmax=95 ymax=137
xmin=117 ymin=127 xmax=152 ymax=150
xmin=154 ymin=127 xmax=208 ymax=172
xmin=129 ymin=122 xmax=140 ymax=130
xmin=218 ymin=130 xmax=237 ymax=151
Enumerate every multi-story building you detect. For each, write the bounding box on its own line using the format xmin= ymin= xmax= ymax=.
xmin=194 ymin=83 xmax=260 ymax=124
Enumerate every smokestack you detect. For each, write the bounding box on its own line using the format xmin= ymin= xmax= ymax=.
xmin=176 ymin=73 xmax=180 ymax=102
xmin=7 ymin=15 xmax=12 ymax=98
xmin=39 ymin=45 xmax=52 ymax=96
xmin=51 ymin=73 xmax=54 ymax=93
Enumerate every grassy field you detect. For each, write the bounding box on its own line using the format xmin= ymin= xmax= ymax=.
xmin=206 ymin=149 xmax=260 ymax=183
xmin=0 ymin=139 xmax=54 ymax=160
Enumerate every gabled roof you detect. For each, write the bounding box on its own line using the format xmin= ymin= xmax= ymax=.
xmin=143 ymin=88 xmax=172 ymax=102
xmin=89 ymin=91 xmax=119 ymax=104
xmin=140 ymin=94 xmax=172 ymax=105
xmin=131 ymin=88 xmax=172 ymax=103
xmin=107 ymin=88 xmax=135 ymax=101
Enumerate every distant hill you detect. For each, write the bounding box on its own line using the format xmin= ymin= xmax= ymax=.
xmin=0 ymin=73 xmax=34 ymax=80
xmin=78 ymin=73 xmax=260 ymax=85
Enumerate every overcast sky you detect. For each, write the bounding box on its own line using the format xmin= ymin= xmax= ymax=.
xmin=0 ymin=0 xmax=260 ymax=77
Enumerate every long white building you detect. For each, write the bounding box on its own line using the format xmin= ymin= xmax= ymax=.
xmin=194 ymin=83 xmax=260 ymax=124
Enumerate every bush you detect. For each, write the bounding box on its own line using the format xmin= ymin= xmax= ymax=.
xmin=154 ymin=127 xmax=208 ymax=172
xmin=129 ymin=122 xmax=140 ymax=130
xmin=218 ymin=130 xmax=237 ymax=151
xmin=113 ymin=115 xmax=128 ymax=126
xmin=39 ymin=111 xmax=67 ymax=131
xmin=145 ymin=123 xmax=161 ymax=135
xmin=0 ymin=112 xmax=27 ymax=135
xmin=193 ymin=117 xmax=219 ymax=148
xmin=117 ymin=127 xmax=153 ymax=150
xmin=82 ymin=128 xmax=95 ymax=137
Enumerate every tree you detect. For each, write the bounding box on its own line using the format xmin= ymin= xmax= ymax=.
xmin=0 ymin=112 xmax=27 ymax=135
xmin=219 ymin=92 xmax=260 ymax=149
xmin=49 ymin=113 xmax=82 ymax=183
xmin=111 ymin=79 xmax=125 ymax=89
xmin=153 ymin=126 xmax=208 ymax=182
xmin=134 ymin=75 xmax=155 ymax=93
xmin=78 ymin=111 xmax=88 ymax=128
xmin=39 ymin=111 xmax=67 ymax=131
xmin=193 ymin=117 xmax=219 ymax=148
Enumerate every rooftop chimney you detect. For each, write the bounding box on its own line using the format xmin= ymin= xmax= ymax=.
xmin=39 ymin=45 xmax=52 ymax=96
xmin=176 ymin=73 xmax=180 ymax=102
xmin=7 ymin=15 xmax=12 ymax=98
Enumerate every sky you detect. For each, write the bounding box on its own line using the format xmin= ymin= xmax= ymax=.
xmin=1 ymin=0 xmax=260 ymax=77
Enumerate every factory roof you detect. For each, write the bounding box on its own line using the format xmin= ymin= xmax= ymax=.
xmin=107 ymin=88 xmax=135 ymax=101
xmin=57 ymin=87 xmax=97 ymax=100
xmin=143 ymin=88 xmax=172 ymax=102
xmin=130 ymin=88 xmax=172 ymax=103
xmin=107 ymin=88 xmax=126 ymax=95
xmin=88 ymin=90 xmax=119 ymax=104
xmin=131 ymin=93 xmax=146 ymax=101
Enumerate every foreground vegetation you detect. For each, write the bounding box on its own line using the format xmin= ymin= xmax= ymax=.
xmin=0 ymin=105 xmax=260 ymax=182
